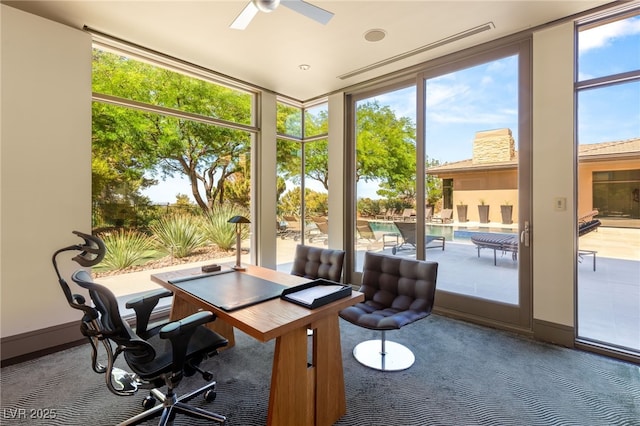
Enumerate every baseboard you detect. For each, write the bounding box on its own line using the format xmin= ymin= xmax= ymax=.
xmin=1 ymin=306 xmax=171 ymax=366
xmin=433 ymin=307 xmax=534 ymax=338
xmin=1 ymin=320 xmax=85 ymax=366
xmin=532 ymin=318 xmax=575 ymax=348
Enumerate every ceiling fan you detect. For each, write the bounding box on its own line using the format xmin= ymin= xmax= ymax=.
xmin=230 ymin=0 xmax=334 ymax=30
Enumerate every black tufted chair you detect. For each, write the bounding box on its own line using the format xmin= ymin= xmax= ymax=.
xmin=52 ymin=231 xmax=228 ymax=425
xmin=290 ymin=244 xmax=345 ymax=282
xmin=291 ymin=244 xmax=345 ymax=335
xmin=339 ymin=251 xmax=438 ymax=371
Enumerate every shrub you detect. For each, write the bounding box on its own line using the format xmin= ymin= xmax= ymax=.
xmin=201 ymin=204 xmax=250 ymax=251
xmin=150 ymin=214 xmax=207 ymax=258
xmin=98 ymin=229 xmax=157 ymax=270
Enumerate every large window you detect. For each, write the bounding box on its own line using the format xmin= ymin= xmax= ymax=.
xmin=276 ymin=100 xmax=329 ymax=270
xmin=91 ymin=48 xmax=256 ymax=297
xmin=352 ymin=85 xmax=417 ymax=272
xmin=576 ymin=9 xmax=640 ymax=355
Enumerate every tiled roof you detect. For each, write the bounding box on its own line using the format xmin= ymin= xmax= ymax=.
xmin=578 ymin=138 xmax=640 ymax=157
xmin=428 ymin=138 xmax=639 ymax=173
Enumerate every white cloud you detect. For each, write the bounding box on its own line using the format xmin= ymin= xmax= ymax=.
xmin=425 ymin=83 xmax=471 ymax=108
xmin=481 ymin=75 xmax=494 ymax=86
xmin=579 ymin=16 xmax=640 ymax=53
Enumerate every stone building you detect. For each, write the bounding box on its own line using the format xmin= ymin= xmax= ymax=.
xmin=427 ymin=129 xmax=639 ymax=226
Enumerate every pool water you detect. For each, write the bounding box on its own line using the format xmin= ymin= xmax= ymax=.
xmin=368 ymin=221 xmax=516 ymax=242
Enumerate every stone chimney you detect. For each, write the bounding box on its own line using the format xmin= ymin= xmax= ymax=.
xmin=472 ymin=128 xmax=515 ymax=164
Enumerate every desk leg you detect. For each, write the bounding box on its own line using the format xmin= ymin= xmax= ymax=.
xmin=312 ymin=314 xmax=347 ymax=426
xmin=267 ymin=326 xmax=311 ymax=426
xmin=267 ymin=316 xmax=346 ymax=426
xmin=170 ymin=294 xmax=236 ymax=349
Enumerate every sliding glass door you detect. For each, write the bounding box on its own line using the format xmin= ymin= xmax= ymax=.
xmin=420 ymin=42 xmax=532 ymax=327
xmin=348 ymin=40 xmax=532 ymax=330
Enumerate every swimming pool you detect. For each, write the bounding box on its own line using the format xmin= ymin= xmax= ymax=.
xmin=368 ymin=220 xmax=516 ymax=242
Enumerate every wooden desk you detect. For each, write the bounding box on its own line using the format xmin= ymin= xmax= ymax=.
xmin=151 ymin=265 xmax=364 ymax=426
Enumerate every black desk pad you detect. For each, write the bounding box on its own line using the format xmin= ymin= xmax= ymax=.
xmin=169 ymin=270 xmax=288 ymax=312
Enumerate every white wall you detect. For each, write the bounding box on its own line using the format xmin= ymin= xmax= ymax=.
xmin=1 ymin=5 xmax=92 ymax=338
xmin=532 ymin=22 xmax=576 ymax=327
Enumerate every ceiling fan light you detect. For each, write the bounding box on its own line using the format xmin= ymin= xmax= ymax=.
xmin=254 ymin=0 xmax=280 ymax=13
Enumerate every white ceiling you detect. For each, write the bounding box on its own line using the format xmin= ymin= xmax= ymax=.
xmin=4 ymin=0 xmax=612 ymax=101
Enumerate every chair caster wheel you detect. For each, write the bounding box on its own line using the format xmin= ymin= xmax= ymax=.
xmin=202 ymin=371 xmax=213 ymax=381
xmin=204 ymin=389 xmax=216 ymax=402
xmin=142 ymin=395 xmax=156 ymax=410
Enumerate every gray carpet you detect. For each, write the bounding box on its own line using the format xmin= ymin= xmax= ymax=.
xmin=1 ymin=315 xmax=638 ymax=425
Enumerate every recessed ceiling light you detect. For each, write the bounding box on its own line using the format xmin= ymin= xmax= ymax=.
xmin=299 ymin=64 xmax=311 ymax=71
xmin=364 ymin=29 xmax=387 ymax=42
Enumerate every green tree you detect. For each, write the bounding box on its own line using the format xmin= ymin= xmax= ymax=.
xmin=91 ymin=49 xmax=253 ymax=215
xmin=277 ymin=101 xmax=418 ymax=199
xmin=356 ymin=101 xmax=416 ymax=200
xmin=425 ymin=157 xmax=443 ymax=205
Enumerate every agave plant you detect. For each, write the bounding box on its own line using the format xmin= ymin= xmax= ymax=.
xmin=149 ymin=214 xmax=207 ymax=258
xmin=99 ymin=229 xmax=157 ymax=271
xmin=201 ymin=204 xmax=250 ymax=251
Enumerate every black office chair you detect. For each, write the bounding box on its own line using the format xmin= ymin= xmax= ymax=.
xmin=339 ymin=251 xmax=438 ymax=371
xmin=290 ymin=244 xmax=345 ymax=335
xmin=52 ymin=231 xmax=228 ymax=425
xmin=290 ymin=244 xmax=345 ymax=282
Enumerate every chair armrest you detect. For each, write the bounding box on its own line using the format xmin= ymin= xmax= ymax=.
xmin=159 ymin=311 xmax=216 ymax=376
xmin=125 ymin=289 xmax=173 ymax=335
xmin=159 ymin=311 xmax=215 ymax=339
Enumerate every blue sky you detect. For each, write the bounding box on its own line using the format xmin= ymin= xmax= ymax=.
xmin=144 ymin=14 xmax=639 ymax=204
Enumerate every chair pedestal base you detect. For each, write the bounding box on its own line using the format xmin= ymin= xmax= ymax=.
xmin=118 ymin=381 xmax=226 ymax=426
xmin=352 ymin=339 xmax=415 ymax=371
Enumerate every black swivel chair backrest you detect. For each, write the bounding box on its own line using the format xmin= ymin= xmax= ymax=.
xmin=72 ymin=270 xmax=158 ymax=365
xmin=290 ymin=244 xmax=345 ymax=282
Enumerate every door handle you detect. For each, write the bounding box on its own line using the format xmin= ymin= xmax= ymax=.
xmin=520 ymin=221 xmax=530 ymax=247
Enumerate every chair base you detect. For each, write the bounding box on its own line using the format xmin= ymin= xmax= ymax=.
xmin=352 ymin=339 xmax=415 ymax=371
xmin=111 ymin=367 xmax=140 ymax=393
xmin=118 ymin=381 xmax=226 ymax=426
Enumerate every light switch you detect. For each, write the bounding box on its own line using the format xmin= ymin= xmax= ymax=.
xmin=554 ymin=197 xmax=566 ymax=211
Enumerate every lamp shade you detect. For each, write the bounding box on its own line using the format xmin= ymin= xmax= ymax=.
xmin=228 ymin=215 xmax=250 ymax=224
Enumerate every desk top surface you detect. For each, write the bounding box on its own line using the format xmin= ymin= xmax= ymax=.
xmin=151 ymin=264 xmax=363 ymax=342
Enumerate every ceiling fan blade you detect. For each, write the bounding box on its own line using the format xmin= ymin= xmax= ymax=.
xmin=230 ymin=2 xmax=259 ymax=30
xmin=281 ymin=0 xmax=334 ymax=25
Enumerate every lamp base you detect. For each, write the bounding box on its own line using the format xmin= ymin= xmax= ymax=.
xmin=232 ymin=265 xmax=246 ymax=271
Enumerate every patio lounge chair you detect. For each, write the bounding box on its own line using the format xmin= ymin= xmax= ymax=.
xmin=375 ymin=208 xmax=393 ymax=220
xmin=578 ymin=209 xmax=599 ymax=225
xmin=309 ymin=216 xmax=329 ymax=244
xmin=470 ymin=232 xmax=518 ymax=266
xmin=432 ymin=208 xmax=453 ymax=223
xmin=391 ymin=221 xmax=445 ymax=254
xmin=356 ymin=219 xmax=378 ymax=242
xmin=400 ymin=208 xmax=417 ymax=221
xmin=281 ymin=215 xmax=302 ymax=240
xmin=578 ymin=217 xmax=601 ymax=271
xmin=579 ymin=218 xmax=601 ymax=236
xmin=425 ymin=206 xmax=433 ymax=223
